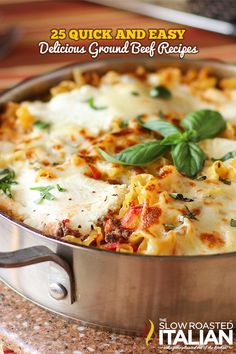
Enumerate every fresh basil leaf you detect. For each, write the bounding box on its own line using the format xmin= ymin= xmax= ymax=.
xmin=160 ymin=132 xmax=184 ymax=146
xmin=169 ymin=193 xmax=194 ymax=202
xmin=159 ymin=110 xmax=165 ymax=119
xmin=99 ymin=141 xmax=167 ymax=166
xmin=230 ymin=219 xmax=236 ymax=227
xmin=131 ymin=91 xmax=140 ymax=96
xmin=181 ymin=109 xmax=226 ymax=140
xmin=57 ymin=184 xmax=67 ymax=192
xmin=0 ymin=168 xmax=13 ymax=176
xmin=87 ymin=97 xmax=107 ymax=110
xmin=182 ymin=129 xmax=199 ymax=142
xmin=150 ymin=85 xmax=171 ymax=99
xmin=98 ymin=149 xmax=125 ymax=165
xmin=0 ymin=168 xmax=17 ymax=198
xmin=137 ymin=117 xmax=180 ymax=137
xmin=33 ymin=120 xmax=51 ymax=130
xmin=172 ymin=141 xmax=205 ymax=178
xmin=182 ymin=205 xmax=199 ymax=221
xmin=120 ymin=120 xmax=128 ymax=128
xmin=30 ymin=186 xmax=54 ymax=192
xmin=160 ymin=130 xmax=198 ymax=146
xmin=43 ymin=193 xmax=56 ymax=201
xmin=164 ymin=224 xmax=176 ymax=231
xmin=196 ymin=175 xmax=207 ymax=181
xmin=0 ymin=183 xmax=13 ymax=198
xmin=136 ymin=114 xmax=145 ymax=120
xmin=30 ymin=185 xmax=55 ymax=204
xmin=212 ymin=151 xmax=236 ymax=162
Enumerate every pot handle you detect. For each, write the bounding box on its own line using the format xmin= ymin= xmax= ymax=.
xmin=0 ymin=245 xmax=75 ymax=303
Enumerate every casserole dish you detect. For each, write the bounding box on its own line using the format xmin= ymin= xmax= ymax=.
xmin=0 ymin=58 xmax=236 ymax=334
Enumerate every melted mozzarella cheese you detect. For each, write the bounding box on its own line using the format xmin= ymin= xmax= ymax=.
xmin=27 ymin=78 xmax=236 ymax=137
xmin=27 ymin=86 xmax=115 ymax=136
xmin=26 ymin=82 xmax=170 ymax=136
xmin=123 ymin=168 xmax=236 ymax=255
xmin=11 ymin=164 xmax=127 ymax=234
xmin=200 ymin=138 xmax=236 ymax=159
xmin=218 ymin=90 xmax=236 ymax=123
xmin=26 ymin=78 xmax=205 ymax=137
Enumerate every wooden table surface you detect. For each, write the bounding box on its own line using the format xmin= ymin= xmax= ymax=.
xmin=0 ymin=1 xmax=236 ymax=353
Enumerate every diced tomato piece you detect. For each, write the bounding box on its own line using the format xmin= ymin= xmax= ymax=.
xmin=121 ymin=205 xmax=143 ymax=229
xmin=89 ymin=165 xmax=102 ymax=179
xmin=104 ymin=219 xmax=113 ymax=233
xmin=130 ymin=242 xmax=139 ymax=253
xmin=62 ymin=219 xmax=70 ymax=225
xmin=104 ymin=242 xmax=120 ymax=251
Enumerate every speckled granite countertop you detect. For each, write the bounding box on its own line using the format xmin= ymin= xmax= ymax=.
xmin=0 ymin=281 xmax=235 ymax=354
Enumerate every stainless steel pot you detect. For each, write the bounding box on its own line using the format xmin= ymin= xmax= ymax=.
xmin=0 ymin=58 xmax=236 ymax=335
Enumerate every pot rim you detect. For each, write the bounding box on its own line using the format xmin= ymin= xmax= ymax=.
xmin=1 ymin=56 xmax=236 ymax=260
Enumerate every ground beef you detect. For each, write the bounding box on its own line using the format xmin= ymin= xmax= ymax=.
xmin=98 ymin=215 xmax=132 ymax=243
xmin=56 ymin=219 xmax=82 ymax=238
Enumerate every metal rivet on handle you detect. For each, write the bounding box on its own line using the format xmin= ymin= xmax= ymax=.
xmin=49 ymin=282 xmax=68 ymax=300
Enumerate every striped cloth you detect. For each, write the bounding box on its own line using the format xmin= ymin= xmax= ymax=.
xmin=0 ymin=0 xmax=235 ymax=90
